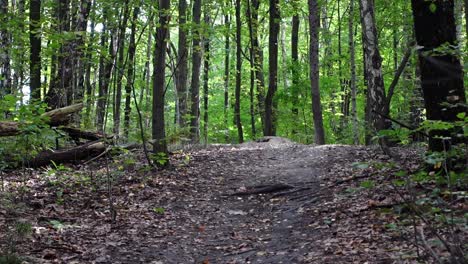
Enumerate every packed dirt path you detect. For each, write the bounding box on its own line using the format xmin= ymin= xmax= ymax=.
xmin=2 ymin=137 xmax=421 ymax=263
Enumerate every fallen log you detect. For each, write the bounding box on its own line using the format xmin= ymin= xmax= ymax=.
xmin=25 ymin=140 xmax=106 ymax=168
xmin=59 ymin=127 xmax=108 ymax=141
xmin=0 ymin=103 xmax=83 ymax=137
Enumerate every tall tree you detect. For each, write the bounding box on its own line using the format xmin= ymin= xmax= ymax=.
xmin=235 ymin=0 xmax=244 ymax=142
xmin=0 ymin=0 xmax=11 ymax=98
xmin=411 ymin=0 xmax=467 ymax=152
xmin=264 ymin=0 xmax=280 ymax=136
xmin=348 ymin=0 xmax=359 ymax=145
xmin=249 ymin=0 xmax=265 ymax=131
xmin=246 ymin=0 xmax=257 ymax=138
xmin=29 ymin=0 xmax=41 ymax=100
xmin=123 ymin=5 xmax=140 ymax=140
xmin=189 ymin=0 xmax=202 ymax=142
xmin=175 ymin=0 xmax=188 ymax=127
xmin=359 ymin=0 xmax=386 ymax=142
xmin=153 ymin=0 xmax=170 ymax=155
xmin=308 ymin=0 xmax=325 ymax=144
xmin=113 ymin=1 xmax=130 ymax=137
xmin=291 ymin=0 xmax=300 ymax=134
xmin=47 ymin=0 xmax=72 ymax=109
xmin=202 ymin=10 xmax=210 ymax=143
xmin=95 ymin=8 xmax=116 ymax=132
xmin=223 ymin=8 xmax=230 ymax=141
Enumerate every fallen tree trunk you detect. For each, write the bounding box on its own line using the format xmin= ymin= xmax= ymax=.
xmin=25 ymin=140 xmax=107 ymax=168
xmin=60 ymin=127 xmax=108 ymax=141
xmin=0 ymin=103 xmax=83 ymax=137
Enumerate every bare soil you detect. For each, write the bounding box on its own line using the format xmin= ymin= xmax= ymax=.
xmin=0 ymin=137 xmax=436 ymax=263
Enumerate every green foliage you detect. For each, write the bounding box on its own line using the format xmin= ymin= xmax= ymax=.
xmin=0 ymin=96 xmax=55 ymax=168
xmin=151 ymin=152 xmax=169 ymax=166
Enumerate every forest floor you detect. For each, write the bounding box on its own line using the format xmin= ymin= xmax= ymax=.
xmin=0 ymin=137 xmax=460 ymax=263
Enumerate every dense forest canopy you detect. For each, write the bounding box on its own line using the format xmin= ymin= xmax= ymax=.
xmin=0 ymin=0 xmax=466 ymax=157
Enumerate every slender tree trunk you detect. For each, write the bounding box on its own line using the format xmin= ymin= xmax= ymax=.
xmin=123 ymin=5 xmax=139 ymax=140
xmin=291 ymin=12 xmax=299 ymax=135
xmin=0 ymin=0 xmax=11 ymax=98
xmin=96 ymin=12 xmax=116 ymax=132
xmin=84 ymin=0 xmax=96 ymax=128
xmin=246 ymin=0 xmax=257 ymax=139
xmin=29 ymin=0 xmax=41 ymax=100
xmin=359 ymin=0 xmax=387 ymax=141
xmin=411 ymin=0 xmax=467 ymax=152
xmin=202 ymin=12 xmax=210 ymax=144
xmin=234 ymin=0 xmax=244 ymax=143
xmin=152 ymin=0 xmax=170 ymax=155
xmin=264 ymin=0 xmax=280 ymax=136
xmin=348 ymin=0 xmax=359 ymax=145
xmin=309 ymin=0 xmax=325 ymax=144
xmin=189 ymin=0 xmax=202 ymax=142
xmin=223 ymin=11 xmax=230 ymax=141
xmin=73 ymin=0 xmax=91 ymax=103
xmin=176 ymin=0 xmax=188 ymax=128
xmin=251 ymin=0 xmax=266 ymax=131
xmin=113 ymin=1 xmax=130 ymax=137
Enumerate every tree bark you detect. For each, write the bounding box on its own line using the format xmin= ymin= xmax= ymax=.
xmin=123 ymin=5 xmax=140 ymax=140
xmin=291 ymin=10 xmax=299 ymax=134
xmin=264 ymin=0 xmax=280 ymax=136
xmin=202 ymin=12 xmax=210 ymax=144
xmin=95 ymin=13 xmax=116 ymax=132
xmin=359 ymin=0 xmax=387 ymax=141
xmin=29 ymin=0 xmax=41 ymax=100
xmin=175 ymin=0 xmax=188 ymax=128
xmin=47 ymin=0 xmax=72 ymax=109
xmin=152 ymin=0 xmax=170 ymax=155
xmin=246 ymin=0 xmax=257 ymax=139
xmin=309 ymin=0 xmax=326 ymax=144
xmin=113 ymin=1 xmax=130 ymax=138
xmin=223 ymin=11 xmax=230 ymax=141
xmin=251 ymin=0 xmax=266 ymax=131
xmin=0 ymin=103 xmax=84 ymax=137
xmin=189 ymin=0 xmax=202 ymax=142
xmin=0 ymin=0 xmax=11 ymax=98
xmin=411 ymin=0 xmax=467 ymax=152
xmin=235 ymin=0 xmax=244 ymax=143
xmin=348 ymin=0 xmax=359 ymax=145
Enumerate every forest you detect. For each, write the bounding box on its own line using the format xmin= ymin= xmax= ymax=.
xmin=0 ymin=0 xmax=467 ymax=263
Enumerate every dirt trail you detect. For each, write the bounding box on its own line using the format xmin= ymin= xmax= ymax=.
xmin=2 ymin=137 xmax=419 ymax=263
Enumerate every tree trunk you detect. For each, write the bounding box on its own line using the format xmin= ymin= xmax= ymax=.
xmin=29 ymin=0 xmax=41 ymax=100
xmin=264 ymin=0 xmax=280 ymax=136
xmin=348 ymin=0 xmax=359 ymax=145
xmin=235 ymin=0 xmax=244 ymax=143
xmin=291 ymin=11 xmax=299 ymax=135
xmin=359 ymin=0 xmax=387 ymax=141
xmin=113 ymin=1 xmax=130 ymax=138
xmin=189 ymin=0 xmax=202 ymax=143
xmin=175 ymin=0 xmax=188 ymax=128
xmin=246 ymin=0 xmax=257 ymax=139
xmin=123 ymin=5 xmax=139 ymax=141
xmin=411 ymin=0 xmax=467 ymax=152
xmin=223 ymin=11 xmax=230 ymax=142
xmin=152 ymin=0 xmax=170 ymax=155
xmin=84 ymin=0 xmax=96 ymax=128
xmin=96 ymin=11 xmax=116 ymax=132
xmin=202 ymin=12 xmax=210 ymax=144
xmin=47 ymin=0 xmax=72 ymax=109
xmin=309 ymin=0 xmax=325 ymax=144
xmin=251 ymin=0 xmax=266 ymax=131
xmin=72 ymin=0 xmax=91 ymax=107
xmin=0 ymin=0 xmax=11 ymax=98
